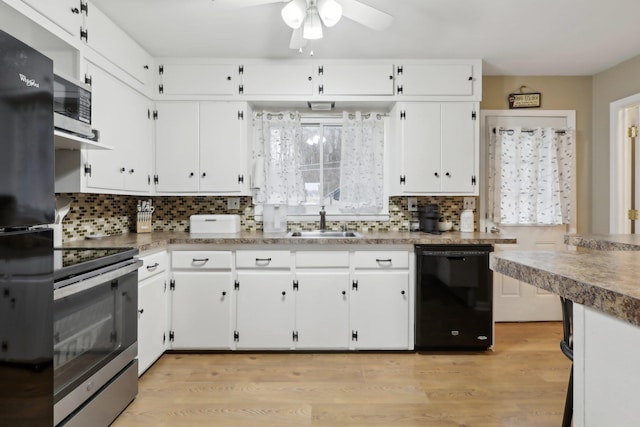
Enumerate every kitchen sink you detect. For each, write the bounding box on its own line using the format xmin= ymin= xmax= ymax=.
xmin=287 ymin=230 xmax=362 ymax=238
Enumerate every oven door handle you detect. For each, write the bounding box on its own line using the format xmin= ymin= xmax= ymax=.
xmin=54 ymin=260 xmax=142 ymax=300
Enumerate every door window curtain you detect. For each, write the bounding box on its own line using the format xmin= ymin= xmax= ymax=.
xmin=488 ymin=127 xmax=573 ymax=225
xmin=339 ymin=112 xmax=385 ymax=213
xmin=251 ymin=111 xmax=305 ymax=205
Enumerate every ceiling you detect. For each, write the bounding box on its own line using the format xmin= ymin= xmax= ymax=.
xmin=90 ymin=0 xmax=640 ymax=76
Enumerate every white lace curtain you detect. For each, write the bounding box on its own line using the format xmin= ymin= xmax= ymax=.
xmin=339 ymin=112 xmax=385 ymax=213
xmin=488 ymin=127 xmax=573 ymax=225
xmin=251 ymin=111 xmax=305 ymax=205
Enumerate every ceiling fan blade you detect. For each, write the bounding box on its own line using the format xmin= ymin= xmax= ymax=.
xmin=289 ymin=28 xmax=307 ymax=50
xmin=339 ymin=0 xmax=393 ymax=31
xmin=211 ymin=0 xmax=287 ymax=9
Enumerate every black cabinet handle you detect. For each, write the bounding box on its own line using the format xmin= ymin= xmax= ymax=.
xmin=71 ymin=7 xmax=80 ymax=14
xmin=256 ymin=257 xmax=272 ymax=263
xmin=376 ymin=258 xmax=392 ymax=263
xmin=192 ymin=258 xmax=209 ymax=263
xmin=146 ymin=263 xmax=159 ymax=270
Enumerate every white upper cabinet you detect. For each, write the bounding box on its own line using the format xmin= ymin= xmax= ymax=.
xmin=158 ymin=63 xmax=235 ymax=96
xmin=318 ymin=64 xmax=395 ymax=96
xmin=21 ymin=0 xmax=82 ymax=39
xmin=395 ymin=64 xmax=475 ymax=96
xmin=239 ymin=63 xmax=314 ymax=96
xmin=83 ymin=2 xmax=153 ymax=87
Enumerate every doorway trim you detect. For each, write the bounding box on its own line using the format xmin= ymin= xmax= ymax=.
xmin=610 ymin=93 xmax=640 ymax=233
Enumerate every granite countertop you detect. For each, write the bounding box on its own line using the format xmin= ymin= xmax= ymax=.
xmin=491 ymin=250 xmax=640 ymax=326
xmin=565 ymin=234 xmax=640 ymax=251
xmin=63 ymin=231 xmax=517 ymax=253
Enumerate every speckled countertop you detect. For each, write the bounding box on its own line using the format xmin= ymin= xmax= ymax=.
xmin=63 ymin=231 xmax=516 ymax=253
xmin=565 ymin=234 xmax=640 ymax=251
xmin=491 ymin=250 xmax=640 ymax=326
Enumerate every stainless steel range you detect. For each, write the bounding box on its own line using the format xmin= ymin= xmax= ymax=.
xmin=53 ymin=247 xmax=141 ymax=427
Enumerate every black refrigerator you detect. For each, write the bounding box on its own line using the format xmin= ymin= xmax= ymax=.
xmin=0 ymin=29 xmax=55 ymax=426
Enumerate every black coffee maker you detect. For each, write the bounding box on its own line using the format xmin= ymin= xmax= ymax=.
xmin=418 ymin=204 xmax=441 ymax=234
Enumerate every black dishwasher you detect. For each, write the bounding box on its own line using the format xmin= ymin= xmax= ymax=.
xmin=415 ymin=245 xmax=493 ymax=350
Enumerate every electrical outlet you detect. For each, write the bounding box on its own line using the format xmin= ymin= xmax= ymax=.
xmin=407 ymin=197 xmax=418 ymax=212
xmin=463 ymin=197 xmax=476 ymax=210
xmin=227 ymin=197 xmax=240 ymax=210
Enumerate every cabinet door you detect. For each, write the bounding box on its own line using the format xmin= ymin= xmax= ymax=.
xmin=84 ymin=3 xmax=153 ymax=86
xmin=441 ymin=102 xmax=476 ymax=193
xmin=295 ymin=271 xmax=350 ymax=349
xmin=351 ymin=271 xmax=409 ymax=349
xmin=320 ymin=64 xmax=394 ymax=95
xmin=240 ymin=64 xmax=314 ymax=96
xmin=159 ymin=63 xmax=235 ymax=96
xmin=22 ymin=0 xmax=81 ymax=38
xmin=170 ymin=271 xmax=233 ymax=349
xmin=154 ymin=102 xmax=199 ymax=192
xmin=236 ymin=271 xmax=294 ymax=349
xmin=199 ymin=102 xmax=248 ymax=193
xmin=123 ymin=89 xmax=154 ymax=193
xmin=397 ymin=64 xmax=474 ymax=96
xmin=399 ymin=103 xmax=441 ymax=193
xmin=138 ymin=274 xmax=167 ymax=375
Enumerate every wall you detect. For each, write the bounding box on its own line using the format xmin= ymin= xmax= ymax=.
xmin=61 ymin=194 xmax=473 ymax=242
xmin=591 ymin=55 xmax=640 ymax=233
xmin=481 ymin=76 xmax=593 ymax=233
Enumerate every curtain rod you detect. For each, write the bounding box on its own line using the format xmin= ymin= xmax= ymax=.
xmin=493 ymin=127 xmax=569 ymax=135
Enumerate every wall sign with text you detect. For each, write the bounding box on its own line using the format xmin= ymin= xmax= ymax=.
xmin=508 ymin=92 xmax=541 ymax=109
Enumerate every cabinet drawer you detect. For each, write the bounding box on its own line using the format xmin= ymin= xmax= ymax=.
xmin=138 ymin=251 xmax=168 ymax=281
xmin=236 ymin=250 xmax=291 ymax=269
xmin=353 ymin=251 xmax=409 ymax=269
xmin=172 ymin=251 xmax=233 ymax=269
xmin=295 ymin=251 xmax=349 ymax=268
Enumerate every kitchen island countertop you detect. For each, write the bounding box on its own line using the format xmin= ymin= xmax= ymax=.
xmin=565 ymin=233 xmax=640 ymax=250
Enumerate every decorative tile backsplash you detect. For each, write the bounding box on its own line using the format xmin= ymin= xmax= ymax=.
xmin=60 ymin=193 xmax=476 ymax=242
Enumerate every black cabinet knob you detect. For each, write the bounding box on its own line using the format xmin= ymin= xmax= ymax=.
xmin=434 ymin=172 xmax=439 ymax=177
xmin=138 ymin=309 xmax=144 ymax=314
xmin=144 ymin=65 xmax=149 ymax=70
xmin=308 ymin=76 xmax=312 ymax=81
xmin=202 ymin=172 xmax=206 ymax=178
xmin=189 ymin=172 xmax=194 ymax=177
xmin=129 ymin=169 xmax=135 ymax=174
xmin=445 ymin=172 xmax=451 ymax=177
xmin=71 ymin=7 xmax=80 ymax=14
xmin=342 ymin=291 xmax=346 ymax=295
xmin=120 ymin=167 xmax=126 ymax=173
xmin=282 ymin=291 xmax=286 ymax=296
xmin=401 ymin=290 xmax=406 ymax=295
xmin=222 ymin=291 xmax=227 ymax=296
xmin=227 ymin=76 xmax=232 ymax=80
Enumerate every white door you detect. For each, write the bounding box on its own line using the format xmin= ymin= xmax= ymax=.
xmin=138 ymin=274 xmax=167 ymax=375
xmin=320 ymin=64 xmax=394 ymax=96
xmin=481 ymin=110 xmax=576 ymax=321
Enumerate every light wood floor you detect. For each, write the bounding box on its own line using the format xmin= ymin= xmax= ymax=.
xmin=113 ymin=322 xmax=569 ymax=427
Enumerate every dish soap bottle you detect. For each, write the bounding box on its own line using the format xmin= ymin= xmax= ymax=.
xmin=460 ymin=208 xmax=474 ymax=232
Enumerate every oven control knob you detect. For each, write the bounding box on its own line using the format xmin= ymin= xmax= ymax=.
xmin=86 ymin=381 xmax=94 ymax=392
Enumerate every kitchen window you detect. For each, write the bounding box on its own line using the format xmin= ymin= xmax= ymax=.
xmin=252 ymin=112 xmax=388 ymax=220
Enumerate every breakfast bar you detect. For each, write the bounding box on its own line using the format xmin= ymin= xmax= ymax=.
xmin=490 ymin=245 xmax=640 ymax=427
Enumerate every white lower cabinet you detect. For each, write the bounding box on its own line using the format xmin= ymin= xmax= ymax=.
xmin=235 ymin=270 xmax=294 ymax=349
xmin=294 ymin=271 xmax=350 ymax=349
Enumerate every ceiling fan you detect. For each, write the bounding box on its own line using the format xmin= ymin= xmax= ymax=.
xmin=212 ymin=0 xmax=393 ymax=51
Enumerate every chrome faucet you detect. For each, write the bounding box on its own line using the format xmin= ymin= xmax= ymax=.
xmin=319 ymin=205 xmax=326 ymax=230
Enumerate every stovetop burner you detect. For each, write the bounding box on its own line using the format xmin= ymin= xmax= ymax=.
xmin=54 ymin=247 xmax=138 ymax=282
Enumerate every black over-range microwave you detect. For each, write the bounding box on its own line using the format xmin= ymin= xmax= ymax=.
xmin=53 ymin=73 xmax=93 ymax=138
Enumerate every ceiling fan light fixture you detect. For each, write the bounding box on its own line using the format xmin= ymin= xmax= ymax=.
xmin=318 ymin=0 xmax=342 ymax=27
xmin=281 ymin=0 xmax=305 ymax=29
xmin=303 ymin=5 xmax=323 ymax=39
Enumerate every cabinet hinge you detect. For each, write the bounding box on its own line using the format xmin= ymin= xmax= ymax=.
xmin=293 ymin=280 xmax=299 ymax=291
xmin=472 ymin=111 xmax=477 ymax=120
xmin=147 ymin=109 xmax=151 ymax=119
xmin=234 ymin=280 xmax=239 ymax=290
xmin=84 ymin=163 xmax=92 ymax=177
xmin=158 ymin=84 xmax=164 ymax=94
xmin=169 ymin=279 xmax=175 ymax=290
xmin=238 ymin=84 xmax=244 ymax=94
xmin=84 ymin=74 xmax=92 ymax=87
xmin=400 ymin=175 xmax=406 ymax=185
xmin=153 ymin=110 xmax=158 ymax=120
xmin=352 ymin=280 xmax=358 ymax=290
xmin=397 ymin=85 xmax=403 ymax=95
xmin=397 ymin=65 xmax=403 ymax=75
xmin=80 ymin=0 xmax=88 ymax=15
xmin=400 ymin=110 xmax=406 ymax=120
xmin=318 ymin=65 xmax=324 ymax=75
xmin=352 ymin=331 xmax=358 ymax=341
xmin=628 ymin=126 xmax=638 ymax=138
xmin=163 ymin=332 xmax=166 ymax=345
xmin=147 ymin=174 xmax=151 ymax=185
xmin=628 ymin=209 xmax=639 ymax=220
xmin=164 ymin=281 xmax=167 ymax=292
xmin=318 ymin=84 xmax=324 ymax=94
xmin=153 ymin=174 xmax=159 ymax=185
xmin=237 ymin=110 xmax=244 ymax=120
xmin=169 ymin=331 xmax=174 ymax=342
xmin=238 ymin=174 xmax=244 ymax=184
xmin=472 ymin=175 xmax=477 ymax=186
xmin=293 ymin=331 xmax=299 ymax=342
xmin=80 ymin=27 xmax=88 ymax=42
xmin=238 ymin=65 xmax=244 ymax=75
xmin=158 ymin=65 xmax=164 ymax=75
xmin=234 ymin=331 xmax=239 ymax=342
